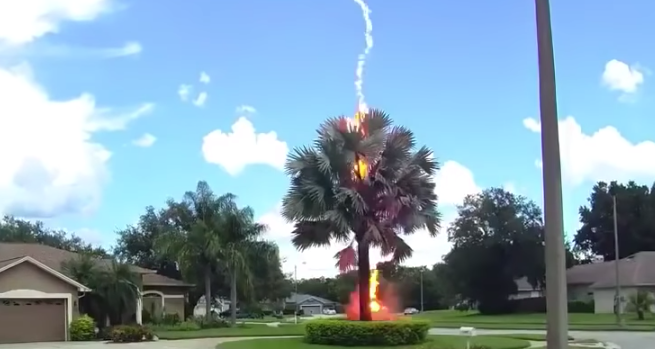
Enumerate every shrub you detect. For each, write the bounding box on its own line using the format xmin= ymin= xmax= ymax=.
xmin=109 ymin=325 xmax=153 ymax=343
xmin=161 ymin=312 xmax=181 ymax=325
xmin=193 ymin=315 xmax=229 ymax=329
xmin=568 ymin=300 xmax=594 ymax=313
xmin=69 ymin=314 xmax=97 ymax=341
xmin=305 ymin=320 xmax=430 ymax=346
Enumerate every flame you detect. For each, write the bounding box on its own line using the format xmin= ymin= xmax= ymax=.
xmin=369 ymin=269 xmax=381 ymax=312
xmin=352 ymin=110 xmax=368 ymax=179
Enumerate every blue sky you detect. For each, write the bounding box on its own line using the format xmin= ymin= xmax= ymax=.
xmin=1 ymin=0 xmax=654 ymax=278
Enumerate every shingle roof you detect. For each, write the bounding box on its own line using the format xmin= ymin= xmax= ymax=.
xmin=565 ymin=251 xmax=655 ymax=289
xmin=0 ymin=243 xmax=187 ymax=287
xmin=515 ymin=277 xmax=540 ymax=291
xmin=286 ymin=293 xmax=336 ymax=305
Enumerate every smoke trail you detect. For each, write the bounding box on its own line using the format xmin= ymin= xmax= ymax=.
xmin=352 ymin=0 xmax=373 ymax=112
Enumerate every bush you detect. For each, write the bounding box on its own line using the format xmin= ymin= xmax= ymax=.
xmin=568 ymin=300 xmax=594 ymax=313
xmin=69 ymin=314 xmax=97 ymax=341
xmin=305 ymin=320 xmax=430 ymax=346
xmin=109 ymin=325 xmax=153 ymax=343
xmin=194 ymin=315 xmax=229 ymax=329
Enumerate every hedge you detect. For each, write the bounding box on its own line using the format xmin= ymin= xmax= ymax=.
xmin=304 ymin=320 xmax=430 ymax=346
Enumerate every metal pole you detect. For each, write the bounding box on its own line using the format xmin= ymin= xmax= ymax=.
xmin=613 ymin=195 xmax=623 ymax=325
xmin=420 ymin=270 xmax=424 ymax=312
xmin=535 ymin=0 xmax=568 ymax=348
xmin=294 ymin=264 xmax=298 ymax=324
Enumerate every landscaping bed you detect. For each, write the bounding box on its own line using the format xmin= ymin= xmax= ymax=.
xmin=154 ymin=324 xmax=306 ymax=340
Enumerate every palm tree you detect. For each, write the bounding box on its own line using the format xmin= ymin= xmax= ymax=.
xmin=281 ymin=109 xmax=441 ymax=321
xmin=62 ymin=255 xmax=140 ymax=325
xmin=627 ymin=290 xmax=655 ymax=320
xmin=156 ymin=181 xmax=270 ymax=324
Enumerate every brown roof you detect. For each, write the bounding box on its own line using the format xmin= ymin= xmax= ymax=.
xmin=515 ymin=277 xmax=540 ymax=291
xmin=0 ymin=243 xmax=188 ymax=288
xmin=566 ymin=251 xmax=655 ymax=289
xmin=142 ymin=273 xmax=193 ymax=287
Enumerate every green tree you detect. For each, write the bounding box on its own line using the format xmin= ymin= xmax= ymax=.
xmin=627 ymin=290 xmax=655 ymax=320
xmin=62 ymin=255 xmax=140 ymax=325
xmin=575 ymin=181 xmax=655 ymax=260
xmin=281 ymin=110 xmax=441 ymax=321
xmin=444 ymin=187 xmax=545 ymax=314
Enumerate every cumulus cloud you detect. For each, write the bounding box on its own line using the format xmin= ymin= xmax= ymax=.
xmin=0 ymin=0 xmax=112 ymax=45
xmin=0 ymin=64 xmax=152 ymax=218
xmin=601 ymin=59 xmax=645 ymax=101
xmin=523 ymin=116 xmax=655 ymax=185
xmin=260 ymin=160 xmax=481 ymax=279
xmin=202 ymin=116 xmax=288 ymax=176
xmin=236 ymin=105 xmax=256 ymax=114
xmin=132 ymin=133 xmax=156 ymax=148
xmin=178 ymin=84 xmax=192 ymax=102
xmin=193 ymin=92 xmax=208 ymax=107
xmin=199 ymin=72 xmax=210 ymax=84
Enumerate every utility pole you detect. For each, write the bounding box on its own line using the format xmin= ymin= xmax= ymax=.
xmin=420 ymin=270 xmax=424 ymax=312
xmin=294 ymin=264 xmax=298 ymax=324
xmin=612 ymin=194 xmax=623 ymax=326
xmin=535 ymin=0 xmax=569 ymax=348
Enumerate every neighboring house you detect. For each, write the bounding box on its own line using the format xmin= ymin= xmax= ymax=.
xmin=0 ymin=243 xmax=193 ymax=344
xmin=193 ymin=295 xmax=231 ymax=317
xmin=509 ymin=277 xmax=543 ymax=300
xmin=566 ymin=251 xmax=655 ymax=314
xmin=284 ymin=292 xmax=338 ymax=315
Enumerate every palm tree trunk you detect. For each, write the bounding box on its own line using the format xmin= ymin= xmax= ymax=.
xmin=357 ymin=241 xmax=372 ymax=321
xmin=230 ymin=270 xmax=237 ymax=326
xmin=204 ymin=265 xmax=212 ymax=318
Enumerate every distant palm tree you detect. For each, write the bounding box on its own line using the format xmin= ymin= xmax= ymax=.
xmin=627 ymin=290 xmax=655 ymax=320
xmin=156 ymin=181 xmax=271 ymax=324
xmin=281 ymin=109 xmax=441 ymax=321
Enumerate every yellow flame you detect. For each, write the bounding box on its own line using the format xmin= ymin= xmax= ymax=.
xmin=369 ymin=269 xmax=381 ymax=312
xmin=352 ymin=111 xmax=368 ymax=179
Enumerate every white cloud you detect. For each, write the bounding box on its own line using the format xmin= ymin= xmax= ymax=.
xmin=260 ymin=160 xmax=481 ymax=279
xmin=523 ymin=118 xmax=541 ymax=133
xmin=132 ymin=133 xmax=156 ymax=148
xmin=523 ymin=116 xmax=655 ymax=185
xmin=199 ymin=72 xmax=210 ymax=84
xmin=0 ymin=0 xmax=112 ymax=46
xmin=503 ymin=182 xmax=517 ymax=194
xmin=601 ymin=59 xmax=644 ymax=97
xmin=193 ymin=92 xmax=207 ymax=107
xmin=236 ymin=105 xmax=256 ymax=114
xmin=101 ymin=41 xmax=141 ymax=58
xmin=0 ymin=64 xmax=152 ymax=218
xmin=177 ymin=84 xmax=192 ymax=102
xmin=434 ymin=161 xmax=481 ymax=206
xmin=202 ymin=116 xmax=288 ymax=176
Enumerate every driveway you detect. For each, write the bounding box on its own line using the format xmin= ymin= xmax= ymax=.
xmin=0 ymin=336 xmax=296 ymax=349
xmin=429 ymin=328 xmax=655 ymax=349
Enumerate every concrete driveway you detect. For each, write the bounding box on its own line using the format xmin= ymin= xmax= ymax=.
xmin=429 ymin=328 xmax=654 ymax=349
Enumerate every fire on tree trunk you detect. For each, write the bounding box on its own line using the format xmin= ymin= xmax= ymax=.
xmin=357 ymin=241 xmax=372 ymax=321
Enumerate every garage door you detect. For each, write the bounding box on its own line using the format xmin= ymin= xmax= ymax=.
xmin=302 ymin=305 xmax=321 ymax=315
xmin=0 ymin=299 xmax=66 ymax=343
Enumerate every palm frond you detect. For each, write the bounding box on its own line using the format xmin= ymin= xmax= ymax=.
xmin=290 ymin=220 xmax=345 ymax=250
xmin=334 ymin=245 xmax=357 ymax=273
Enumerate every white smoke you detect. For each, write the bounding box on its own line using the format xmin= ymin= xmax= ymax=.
xmin=352 ymin=0 xmax=373 ymax=112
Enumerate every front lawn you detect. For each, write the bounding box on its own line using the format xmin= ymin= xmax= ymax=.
xmin=411 ymin=310 xmax=655 ymax=330
xmin=489 ymin=333 xmax=574 ymax=341
xmin=155 ymin=324 xmax=306 ymax=340
xmin=216 ymin=336 xmax=531 ymax=349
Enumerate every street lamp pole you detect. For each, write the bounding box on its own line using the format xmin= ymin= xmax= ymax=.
xmin=294 ymin=264 xmax=298 ymax=325
xmin=420 ymin=270 xmax=424 ymax=312
xmin=534 ymin=0 xmax=568 ymax=348
xmin=612 ymin=195 xmax=623 ymax=326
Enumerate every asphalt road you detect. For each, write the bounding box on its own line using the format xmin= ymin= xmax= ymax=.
xmin=429 ymin=327 xmax=654 ymax=349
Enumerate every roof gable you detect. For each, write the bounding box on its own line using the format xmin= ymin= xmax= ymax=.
xmin=0 ymin=256 xmax=91 ymax=291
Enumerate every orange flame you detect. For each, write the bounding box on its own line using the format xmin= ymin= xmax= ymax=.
xmin=352 ymin=110 xmax=368 ymax=179
xmin=369 ymin=269 xmax=381 ymax=312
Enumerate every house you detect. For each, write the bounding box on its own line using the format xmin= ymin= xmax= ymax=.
xmin=193 ymin=295 xmax=231 ymax=317
xmin=284 ymin=292 xmax=338 ymax=315
xmin=566 ymin=251 xmax=655 ymax=314
xmin=0 ymin=243 xmax=193 ymax=344
xmin=509 ymin=277 xmax=543 ymax=300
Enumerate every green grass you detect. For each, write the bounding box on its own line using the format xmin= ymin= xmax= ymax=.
xmin=411 ymin=310 xmax=655 ymax=331
xmin=155 ymin=324 xmax=306 ymax=340
xmin=216 ymin=336 xmax=530 ymax=349
xmin=488 ymin=333 xmax=574 ymax=341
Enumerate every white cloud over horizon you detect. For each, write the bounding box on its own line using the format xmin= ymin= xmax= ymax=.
xmin=132 ymin=133 xmax=157 ymax=148
xmin=601 ymin=59 xmax=645 ymax=102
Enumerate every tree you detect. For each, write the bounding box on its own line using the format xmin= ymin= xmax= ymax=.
xmin=281 ymin=110 xmax=441 ymax=321
xmin=443 ymin=188 xmax=545 ymax=314
xmin=157 ymin=181 xmax=272 ymax=325
xmin=575 ymin=181 xmax=655 ymax=260
xmin=61 ymin=255 xmax=140 ymax=325
xmin=626 ymin=290 xmax=655 ymax=320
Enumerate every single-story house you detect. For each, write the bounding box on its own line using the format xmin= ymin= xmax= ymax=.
xmin=0 ymin=243 xmax=193 ymax=344
xmin=284 ymin=293 xmax=338 ymax=315
xmin=567 ymin=251 xmax=655 ymax=314
xmin=509 ymin=277 xmax=543 ymax=300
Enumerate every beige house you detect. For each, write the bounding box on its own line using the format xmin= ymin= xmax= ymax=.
xmin=0 ymin=243 xmax=192 ymax=344
xmin=566 ymin=251 xmax=655 ymax=314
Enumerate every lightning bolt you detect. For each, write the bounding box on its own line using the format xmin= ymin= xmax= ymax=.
xmin=352 ymin=0 xmax=373 ymax=113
